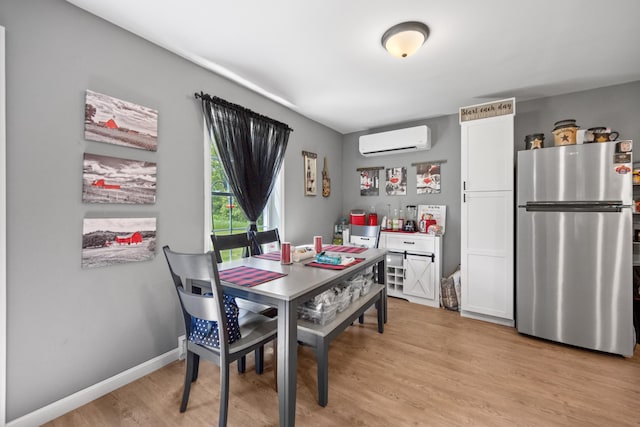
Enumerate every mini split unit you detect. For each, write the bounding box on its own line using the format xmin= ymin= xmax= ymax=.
xmin=359 ymin=125 xmax=431 ymax=157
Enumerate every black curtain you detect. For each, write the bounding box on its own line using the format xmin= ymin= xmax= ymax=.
xmin=197 ymin=92 xmax=292 ymax=254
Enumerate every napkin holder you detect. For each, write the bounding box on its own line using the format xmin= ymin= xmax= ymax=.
xmin=292 ymin=246 xmax=316 ymax=262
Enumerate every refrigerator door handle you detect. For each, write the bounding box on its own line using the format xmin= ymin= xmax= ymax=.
xmin=525 ymin=201 xmax=626 ymax=213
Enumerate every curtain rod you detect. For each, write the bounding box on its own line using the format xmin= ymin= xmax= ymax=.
xmin=195 ymin=92 xmax=293 ymax=132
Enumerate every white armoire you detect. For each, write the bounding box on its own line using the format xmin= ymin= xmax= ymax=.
xmin=460 ymin=99 xmax=515 ymax=326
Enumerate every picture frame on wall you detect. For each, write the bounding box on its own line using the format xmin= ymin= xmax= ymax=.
xmin=416 ymin=162 xmax=441 ymax=194
xmin=81 ymin=217 xmax=157 ymax=268
xmin=82 ymin=153 xmax=157 ymax=204
xmin=303 ymin=150 xmax=317 ymax=196
xmin=385 ymin=166 xmax=407 ymax=195
xmin=84 ymin=89 xmax=158 ymax=151
xmin=360 ymin=168 xmax=380 ymax=196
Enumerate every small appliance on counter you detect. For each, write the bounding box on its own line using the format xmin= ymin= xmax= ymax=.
xmin=403 ymin=205 xmax=418 ymax=232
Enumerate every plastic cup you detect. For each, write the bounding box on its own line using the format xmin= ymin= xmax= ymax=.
xmin=281 ymin=242 xmax=292 ymax=264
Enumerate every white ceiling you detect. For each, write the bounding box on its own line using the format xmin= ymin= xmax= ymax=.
xmin=67 ymin=0 xmax=640 ymax=134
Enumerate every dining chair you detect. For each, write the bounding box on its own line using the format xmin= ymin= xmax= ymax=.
xmin=211 ymin=232 xmax=253 ymax=263
xmin=347 ymin=224 xmax=383 ymax=324
xmin=248 ymin=229 xmax=282 ymax=320
xmin=211 ymin=232 xmax=278 ymax=372
xmin=249 ymin=228 xmax=281 ymax=255
xmin=348 ymin=224 xmax=381 ymax=248
xmin=163 ymin=246 xmax=277 ymax=425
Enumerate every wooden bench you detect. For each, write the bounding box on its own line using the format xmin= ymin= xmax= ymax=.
xmin=297 ymin=283 xmax=385 ymax=407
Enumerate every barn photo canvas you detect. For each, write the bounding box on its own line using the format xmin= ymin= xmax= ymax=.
xmin=84 ymin=89 xmax=158 ymax=151
xmin=82 ymin=217 xmax=156 ymax=268
xmin=82 ymin=153 xmax=157 ymax=204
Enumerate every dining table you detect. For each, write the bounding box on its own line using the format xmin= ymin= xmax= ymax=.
xmin=215 ymin=245 xmax=387 ymax=427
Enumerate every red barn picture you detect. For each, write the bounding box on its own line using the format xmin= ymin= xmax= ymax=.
xmin=84 ymin=90 xmax=158 ymax=152
xmin=104 ymin=118 xmax=118 ymax=129
xmin=115 ymin=231 xmax=142 ymax=245
xmin=91 ymin=179 xmax=121 ymax=190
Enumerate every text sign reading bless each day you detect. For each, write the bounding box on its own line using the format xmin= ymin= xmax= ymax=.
xmin=459 ymin=98 xmax=515 ymax=123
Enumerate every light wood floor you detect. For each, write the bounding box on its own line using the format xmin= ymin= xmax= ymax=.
xmin=45 ymin=297 xmax=640 ymax=426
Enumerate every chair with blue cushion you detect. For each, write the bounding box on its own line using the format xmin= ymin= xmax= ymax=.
xmin=163 ymin=246 xmax=277 ymax=425
xmin=211 ymin=232 xmax=277 ymax=372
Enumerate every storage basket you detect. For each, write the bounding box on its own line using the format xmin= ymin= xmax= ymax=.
xmin=297 ymin=303 xmax=338 ymax=325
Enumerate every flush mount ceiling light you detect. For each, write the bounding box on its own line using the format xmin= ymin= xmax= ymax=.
xmin=381 ymin=21 xmax=430 ymax=58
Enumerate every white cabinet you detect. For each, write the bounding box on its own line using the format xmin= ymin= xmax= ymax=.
xmin=379 ymin=232 xmax=442 ymax=308
xmin=460 ymin=102 xmax=515 ymax=326
xmin=403 ymin=253 xmax=437 ymax=300
xmin=461 ymin=191 xmax=513 ymax=321
xmin=461 ymin=116 xmax=514 ymax=192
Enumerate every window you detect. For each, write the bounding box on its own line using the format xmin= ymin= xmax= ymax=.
xmin=204 ymin=132 xmax=282 ymax=261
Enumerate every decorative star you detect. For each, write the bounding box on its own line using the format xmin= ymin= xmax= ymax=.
xmin=562 ymin=134 xmax=569 ymax=142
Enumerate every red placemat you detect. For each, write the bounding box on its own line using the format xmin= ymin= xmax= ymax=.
xmin=305 ymin=257 xmax=365 ymax=270
xmin=254 ymin=251 xmax=281 ymax=261
xmin=322 ymin=245 xmax=368 ymax=254
xmin=219 ymin=266 xmax=286 ymax=287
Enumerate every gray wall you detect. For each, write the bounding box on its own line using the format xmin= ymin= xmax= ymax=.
xmin=515 ymin=82 xmax=640 ymax=152
xmin=341 ymin=81 xmax=640 ymax=277
xmin=1 ymin=0 xmax=341 ymax=421
xmin=342 ymin=115 xmax=462 ymax=276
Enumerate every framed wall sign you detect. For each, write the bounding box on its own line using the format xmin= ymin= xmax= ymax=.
xmin=303 ymin=150 xmax=317 ymax=196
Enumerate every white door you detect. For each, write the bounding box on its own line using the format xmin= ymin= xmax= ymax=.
xmin=403 ymin=253 xmax=437 ymax=305
xmin=461 ymin=190 xmax=514 ymax=320
xmin=461 ymin=115 xmax=514 ymax=192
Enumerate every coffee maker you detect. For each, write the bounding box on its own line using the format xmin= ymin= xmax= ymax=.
xmin=403 ymin=205 xmax=418 ymax=232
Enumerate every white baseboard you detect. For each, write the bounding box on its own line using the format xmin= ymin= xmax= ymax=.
xmin=7 ymin=348 xmax=179 ymax=427
xmin=460 ymin=309 xmax=515 ymax=327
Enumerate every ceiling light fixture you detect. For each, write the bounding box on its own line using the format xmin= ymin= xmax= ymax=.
xmin=381 ymin=21 xmax=429 ymax=58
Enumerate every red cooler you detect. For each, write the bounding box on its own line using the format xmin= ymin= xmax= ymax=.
xmin=350 ymin=209 xmax=366 ymax=225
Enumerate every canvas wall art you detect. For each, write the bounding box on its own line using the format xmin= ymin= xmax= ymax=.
xmin=360 ymin=169 xmax=379 ymax=196
xmin=84 ymin=89 xmax=158 ymax=151
xmin=82 ymin=153 xmax=157 ymax=204
xmin=416 ymin=162 xmax=441 ymax=194
xmin=385 ymin=167 xmax=407 ymax=195
xmin=82 ymin=217 xmax=157 ymax=268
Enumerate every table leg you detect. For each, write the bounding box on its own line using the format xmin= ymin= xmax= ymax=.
xmin=377 ymin=259 xmax=388 ymax=323
xmin=278 ymin=300 xmax=297 ymax=427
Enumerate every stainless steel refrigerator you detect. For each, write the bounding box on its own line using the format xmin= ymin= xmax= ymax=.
xmin=516 ymin=140 xmax=635 ymax=356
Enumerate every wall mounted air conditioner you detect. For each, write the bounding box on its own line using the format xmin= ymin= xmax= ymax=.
xmin=359 ymin=125 xmax=431 ymax=157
